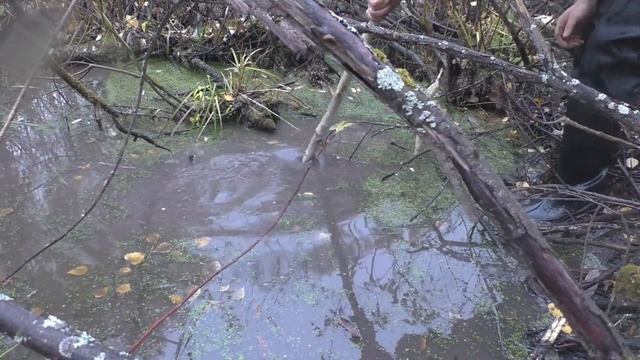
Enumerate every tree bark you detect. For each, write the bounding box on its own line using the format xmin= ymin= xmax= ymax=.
xmin=232 ymin=0 xmax=633 ymax=358
xmin=0 ymin=293 xmax=132 ymax=360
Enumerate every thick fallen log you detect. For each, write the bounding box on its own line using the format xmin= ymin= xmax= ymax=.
xmin=0 ymin=293 xmax=132 ymax=360
xmin=238 ymin=0 xmax=632 ymax=358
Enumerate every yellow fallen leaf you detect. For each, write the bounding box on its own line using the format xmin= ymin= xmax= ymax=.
xmin=116 ymin=283 xmax=132 ymax=295
xmin=169 ymin=294 xmax=183 ymax=304
xmin=67 ymin=265 xmax=89 ymax=276
xmin=548 ymin=303 xmax=563 ymax=318
xmin=195 ymin=237 xmax=212 ymax=249
xmin=124 ymin=252 xmax=145 ymax=265
xmin=561 ymin=323 xmax=573 ymax=334
xmin=0 ymin=208 xmax=14 ymax=218
xmin=117 ymin=267 xmax=133 ymax=276
xmin=93 ymin=287 xmax=109 ymax=299
xmin=223 ymin=94 xmax=235 ymax=102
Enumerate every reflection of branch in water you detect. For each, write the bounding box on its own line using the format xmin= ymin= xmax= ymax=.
xmin=319 ymin=190 xmax=393 ymax=360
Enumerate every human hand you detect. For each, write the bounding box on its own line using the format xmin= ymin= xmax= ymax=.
xmin=367 ymin=0 xmax=401 ymax=22
xmin=555 ymin=0 xmax=598 ymax=48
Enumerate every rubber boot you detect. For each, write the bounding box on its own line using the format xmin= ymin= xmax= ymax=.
xmin=524 ymin=169 xmax=608 ymax=222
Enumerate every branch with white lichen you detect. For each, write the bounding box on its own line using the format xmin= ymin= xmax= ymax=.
xmin=0 ymin=293 xmax=133 ymax=360
xmin=351 ymin=21 xmax=640 ymax=135
xmin=230 ymin=0 xmax=633 ymax=358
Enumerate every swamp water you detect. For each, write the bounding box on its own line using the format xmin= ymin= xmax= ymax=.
xmin=0 ymin=63 xmax=545 ymax=359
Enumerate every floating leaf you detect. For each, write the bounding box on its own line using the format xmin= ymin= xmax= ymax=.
xmin=144 ymin=233 xmax=161 ymax=243
xmin=124 ymin=252 xmax=145 ymax=265
xmin=330 ymin=121 xmax=354 ymax=134
xmin=93 ymin=287 xmax=109 ymax=299
xmin=154 ymin=242 xmax=171 ymax=253
xmin=116 ymin=283 xmax=132 ymax=295
xmin=548 ymin=303 xmax=563 ymax=318
xmin=31 ymin=307 xmax=44 ymax=316
xmin=117 ymin=267 xmax=133 ymax=276
xmin=169 ymin=294 xmax=183 ymax=304
xmin=212 ymin=261 xmax=222 ymax=272
xmin=219 ymin=284 xmax=230 ymax=292
xmin=625 ymin=157 xmax=639 ymax=169
xmin=195 ymin=237 xmax=212 ymax=249
xmin=231 ymin=287 xmax=245 ymax=301
xmin=0 ymin=208 xmax=14 ymax=218
xmin=67 ymin=265 xmax=89 ymax=276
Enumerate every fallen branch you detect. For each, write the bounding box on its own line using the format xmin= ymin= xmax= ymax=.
xmin=48 ymin=61 xmax=170 ymax=151
xmin=0 ymin=293 xmax=132 ymax=360
xmin=352 ymin=22 xmax=640 ymax=134
xmin=248 ymin=0 xmax=631 ymax=357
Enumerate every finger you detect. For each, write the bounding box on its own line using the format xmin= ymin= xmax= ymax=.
xmin=368 ymin=0 xmax=391 ymax=11
xmin=562 ymin=16 xmax=577 ymax=39
xmin=555 ymin=13 xmax=567 ymax=40
xmin=367 ymin=7 xmax=391 ymax=22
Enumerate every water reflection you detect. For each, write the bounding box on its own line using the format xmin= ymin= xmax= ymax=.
xmin=0 ymin=76 xmax=540 ymax=360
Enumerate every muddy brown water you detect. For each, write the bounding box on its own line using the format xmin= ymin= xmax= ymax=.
xmin=0 ymin=76 xmax=543 ymax=359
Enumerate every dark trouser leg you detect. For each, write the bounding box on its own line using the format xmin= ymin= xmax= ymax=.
xmin=558 ymin=98 xmax=621 ymax=185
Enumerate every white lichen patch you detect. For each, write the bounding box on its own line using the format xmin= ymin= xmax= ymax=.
xmin=418 ymin=110 xmax=432 ymax=123
xmin=596 ymin=93 xmax=607 ymax=101
xmin=72 ymin=331 xmax=95 ymax=348
xmin=94 ymin=353 xmax=106 ymax=360
xmin=376 ymin=67 xmax=404 ymax=92
xmin=402 ymin=91 xmax=424 ymax=115
xmin=43 ymin=315 xmax=66 ymax=330
xmin=0 ymin=293 xmax=13 ymax=301
xmin=618 ymin=104 xmax=631 ymax=115
xmin=329 ymin=11 xmax=359 ymax=34
xmin=14 ymin=335 xmax=26 ymax=343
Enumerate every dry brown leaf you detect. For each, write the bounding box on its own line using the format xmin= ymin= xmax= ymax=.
xmin=116 ymin=283 xmax=132 ymax=295
xmin=0 ymin=208 xmax=14 ymax=218
xmin=93 ymin=287 xmax=109 ymax=299
xmin=67 ymin=265 xmax=89 ymax=276
xmin=195 ymin=236 xmax=212 ymax=249
xmin=169 ymin=294 xmax=183 ymax=304
xmin=117 ymin=267 xmax=133 ymax=276
xmin=124 ymin=252 xmax=145 ymax=265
